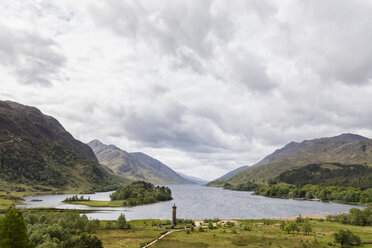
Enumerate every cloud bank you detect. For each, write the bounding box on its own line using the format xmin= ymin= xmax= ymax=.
xmin=1 ymin=0 xmax=372 ymax=180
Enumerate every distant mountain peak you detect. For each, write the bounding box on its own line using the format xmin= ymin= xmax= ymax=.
xmin=88 ymin=140 xmax=191 ymax=184
xmin=88 ymin=139 xmax=103 ymax=146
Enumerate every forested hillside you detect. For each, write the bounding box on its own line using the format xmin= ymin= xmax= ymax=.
xmin=0 ymin=100 xmax=119 ymax=194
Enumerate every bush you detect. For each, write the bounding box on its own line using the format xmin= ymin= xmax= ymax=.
xmin=334 ymin=229 xmax=361 ymax=247
xmin=116 ymin=214 xmax=127 ymax=229
xmin=208 ymin=222 xmax=214 ymax=230
xmin=59 ymin=234 xmax=103 ymax=248
xmin=301 ymin=223 xmax=312 ymax=235
xmin=284 ymin=222 xmax=299 ymax=234
xmin=105 ymin=221 xmax=113 ymax=229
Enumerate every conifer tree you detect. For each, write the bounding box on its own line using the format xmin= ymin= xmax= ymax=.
xmin=0 ymin=206 xmax=33 ymax=248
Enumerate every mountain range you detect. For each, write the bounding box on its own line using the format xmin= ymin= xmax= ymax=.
xmin=2 ymin=100 xmax=371 ymax=195
xmin=87 ymin=139 xmax=191 ymax=185
xmin=176 ymin=172 xmax=208 ymax=185
xmin=208 ymin=133 xmax=372 ymax=187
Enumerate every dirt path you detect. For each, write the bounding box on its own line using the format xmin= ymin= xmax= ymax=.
xmin=142 ymin=229 xmax=185 ymax=248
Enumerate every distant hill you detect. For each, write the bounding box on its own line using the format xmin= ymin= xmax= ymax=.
xmin=209 ymin=139 xmax=309 ymax=183
xmin=176 ymin=172 xmax=207 ymax=185
xmin=0 ymin=100 xmax=119 ymax=193
xmin=88 ymin=140 xmax=191 ymax=185
xmin=216 ymin=165 xmax=250 ymax=180
xmin=211 ymin=133 xmax=371 ymax=187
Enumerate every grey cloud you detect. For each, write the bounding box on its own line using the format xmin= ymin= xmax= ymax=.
xmin=227 ymin=51 xmax=275 ymax=92
xmin=0 ymin=26 xmax=65 ymax=86
xmin=271 ymin=0 xmax=372 ymax=85
xmin=89 ymin=0 xmax=234 ymax=62
xmin=4 ymin=0 xmax=372 ymax=180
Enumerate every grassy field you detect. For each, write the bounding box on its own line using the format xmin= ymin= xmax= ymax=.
xmin=97 ymin=220 xmax=168 ymax=248
xmin=96 ymin=219 xmax=372 ymax=248
xmin=0 ymin=199 xmax=15 ymax=211
xmin=68 ymin=200 xmax=125 ymax=207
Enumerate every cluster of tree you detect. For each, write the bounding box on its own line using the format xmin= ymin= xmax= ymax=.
xmin=334 ymin=229 xmax=361 ymax=247
xmin=280 ymin=216 xmax=312 ymax=235
xmin=0 ymin=141 xmax=119 ymax=192
xmin=177 ymin=219 xmax=195 ymax=225
xmin=110 ymin=181 xmax=172 ymax=205
xmin=327 ymin=207 xmax=372 ymax=226
xmin=223 ymin=182 xmax=260 ymax=191
xmin=203 ymin=218 xmax=220 ymax=224
xmin=0 ymin=143 xmax=67 ymax=187
xmin=253 ymin=184 xmax=372 ymax=204
xmin=0 ymin=207 xmax=132 ymax=248
xmin=63 ymin=195 xmax=90 ymax=202
xmin=275 ymin=163 xmax=372 ymax=189
xmin=25 ymin=210 xmax=102 ymax=248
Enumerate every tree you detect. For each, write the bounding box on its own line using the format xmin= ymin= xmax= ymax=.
xmin=284 ymin=222 xmax=299 ymax=234
xmin=296 ymin=214 xmax=303 ymax=224
xmin=116 ymin=214 xmax=127 ymax=229
xmin=0 ymin=206 xmax=34 ymax=248
xmin=301 ymin=222 xmax=312 ymax=235
xmin=208 ymin=222 xmax=214 ymax=230
xmin=334 ymin=229 xmax=361 ymax=247
xmin=59 ymin=234 xmax=103 ymax=248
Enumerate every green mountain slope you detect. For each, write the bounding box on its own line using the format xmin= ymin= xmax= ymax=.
xmin=130 ymin=152 xmax=191 ymax=184
xmin=88 ymin=140 xmax=191 ymax=185
xmin=223 ymin=133 xmax=372 ymax=186
xmin=214 ymin=140 xmax=308 ymax=181
xmin=0 ymin=100 xmax=119 ymax=194
xmin=275 ymin=163 xmax=372 ymax=189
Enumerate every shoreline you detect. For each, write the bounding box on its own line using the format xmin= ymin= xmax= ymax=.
xmin=272 ymin=214 xmax=327 ymax=221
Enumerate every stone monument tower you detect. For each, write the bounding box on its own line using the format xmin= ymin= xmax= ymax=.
xmin=172 ymin=204 xmax=177 ymax=227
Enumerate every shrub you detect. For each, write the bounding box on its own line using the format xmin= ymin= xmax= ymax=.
xmin=334 ymin=229 xmax=361 ymax=247
xmin=301 ymin=222 xmax=312 ymax=235
xmin=208 ymin=222 xmax=214 ymax=230
xmin=116 ymin=214 xmax=127 ymax=229
xmin=284 ymin=222 xmax=299 ymax=234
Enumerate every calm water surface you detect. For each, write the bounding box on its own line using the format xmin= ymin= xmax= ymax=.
xmin=21 ymin=184 xmax=362 ymax=220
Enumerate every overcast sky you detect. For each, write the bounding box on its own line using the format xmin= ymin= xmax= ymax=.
xmin=1 ymin=0 xmax=372 ymax=180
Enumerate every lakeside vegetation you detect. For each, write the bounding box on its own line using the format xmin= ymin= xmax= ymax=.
xmin=327 ymin=207 xmax=372 ymax=226
xmin=222 ymin=163 xmax=372 ymax=205
xmin=3 ymin=206 xmax=372 ymax=247
xmin=254 ymin=184 xmax=372 ymax=204
xmin=110 ymin=181 xmax=172 ymax=205
xmin=63 ymin=195 xmax=91 ymax=202
xmin=67 ymin=200 xmax=125 ymax=208
xmin=64 ymin=181 xmax=173 ymax=208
